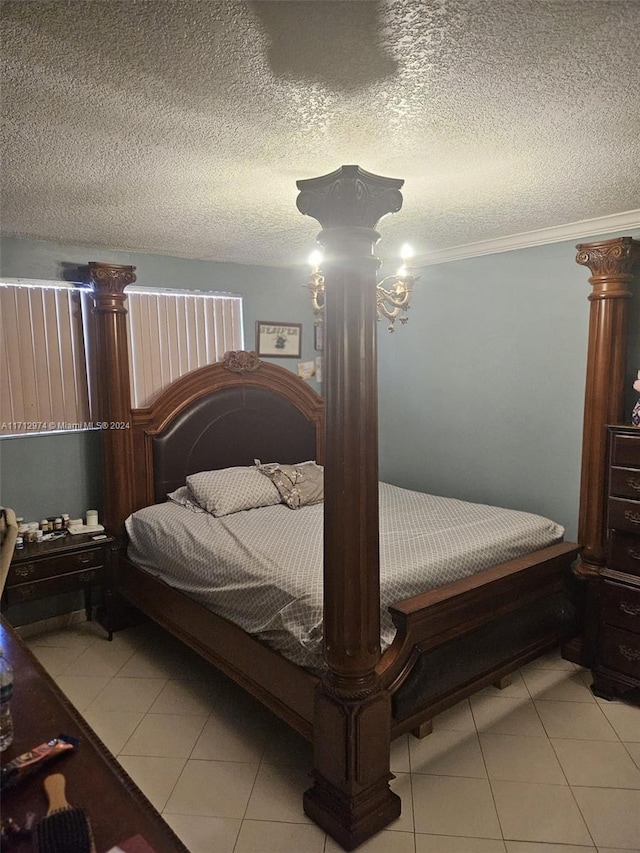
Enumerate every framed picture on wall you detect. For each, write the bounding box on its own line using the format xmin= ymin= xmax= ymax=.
xmin=255 ymin=321 xmax=302 ymax=358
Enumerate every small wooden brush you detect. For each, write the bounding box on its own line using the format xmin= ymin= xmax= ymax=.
xmin=32 ymin=773 xmax=95 ymax=853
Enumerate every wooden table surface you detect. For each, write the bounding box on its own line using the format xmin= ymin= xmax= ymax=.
xmin=0 ymin=616 xmax=188 ymax=853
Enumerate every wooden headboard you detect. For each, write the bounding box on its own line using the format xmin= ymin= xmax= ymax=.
xmin=127 ymin=350 xmax=324 ymax=513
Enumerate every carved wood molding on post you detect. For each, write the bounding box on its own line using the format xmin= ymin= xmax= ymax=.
xmin=296 ymin=166 xmax=404 ymax=850
xmin=575 ymin=237 xmax=640 ymax=577
xmin=87 ymin=261 xmax=137 ymax=535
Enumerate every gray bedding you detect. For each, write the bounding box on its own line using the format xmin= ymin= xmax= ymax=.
xmin=126 ymin=482 xmax=565 ymax=671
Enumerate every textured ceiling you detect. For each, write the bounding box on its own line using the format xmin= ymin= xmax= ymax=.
xmin=2 ymin=0 xmax=639 ymax=268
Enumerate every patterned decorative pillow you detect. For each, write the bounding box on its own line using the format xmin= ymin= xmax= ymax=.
xmin=166 ymin=486 xmax=205 ymax=513
xmin=186 ymin=467 xmax=281 ymax=517
xmin=256 ymin=460 xmax=324 ymax=509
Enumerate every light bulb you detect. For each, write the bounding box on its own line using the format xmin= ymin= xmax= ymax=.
xmin=400 ymin=243 xmax=413 ymax=262
xmin=308 ymin=250 xmax=323 ymax=272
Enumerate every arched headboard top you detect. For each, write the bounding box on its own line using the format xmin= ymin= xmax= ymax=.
xmin=129 ymin=352 xmax=325 ymax=511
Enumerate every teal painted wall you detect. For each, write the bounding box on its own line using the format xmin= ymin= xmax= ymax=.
xmin=378 ymin=230 xmax=640 ymax=542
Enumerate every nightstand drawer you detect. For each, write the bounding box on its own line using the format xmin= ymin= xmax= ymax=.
xmin=602 ymin=581 xmax=640 ymax=632
xmin=611 ymin=434 xmax=640 ymax=467
xmin=5 ymin=568 xmax=102 ymax=605
xmin=598 ymin=625 xmax=640 ymax=679
xmin=609 ymin=531 xmax=640 ymax=576
xmin=608 ymin=497 xmax=640 ymax=534
xmin=610 ymin=467 xmax=640 ymax=500
xmin=8 ymin=549 xmax=104 ymax=584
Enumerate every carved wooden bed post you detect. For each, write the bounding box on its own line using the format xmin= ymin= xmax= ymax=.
xmin=571 ymin=237 xmax=640 ymax=662
xmin=87 ymin=262 xmax=137 ymax=535
xmin=296 ymin=166 xmax=404 ymax=849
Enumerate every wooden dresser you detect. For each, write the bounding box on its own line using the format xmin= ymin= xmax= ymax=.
xmin=591 ymin=426 xmax=640 ymax=702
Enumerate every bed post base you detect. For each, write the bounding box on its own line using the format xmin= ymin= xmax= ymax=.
xmin=304 ymin=686 xmax=401 ymax=851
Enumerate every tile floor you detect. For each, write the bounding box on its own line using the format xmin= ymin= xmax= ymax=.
xmin=21 ymin=618 xmax=640 ymax=853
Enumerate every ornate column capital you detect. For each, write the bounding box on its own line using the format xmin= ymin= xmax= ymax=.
xmin=576 ymin=237 xmax=640 ymax=298
xmin=296 ymin=165 xmax=403 ymax=230
xmin=88 ymin=262 xmax=137 ymax=312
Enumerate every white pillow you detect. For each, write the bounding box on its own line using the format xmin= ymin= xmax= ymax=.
xmin=186 ymin=467 xmax=281 ymax=517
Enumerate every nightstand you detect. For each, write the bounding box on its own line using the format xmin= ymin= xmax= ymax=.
xmin=1 ymin=531 xmax=115 ymax=620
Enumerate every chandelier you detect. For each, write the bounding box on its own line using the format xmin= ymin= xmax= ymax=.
xmin=306 ymin=244 xmax=417 ymax=332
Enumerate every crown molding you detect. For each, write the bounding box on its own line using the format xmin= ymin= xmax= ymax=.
xmin=415 ymin=210 xmax=640 ymax=267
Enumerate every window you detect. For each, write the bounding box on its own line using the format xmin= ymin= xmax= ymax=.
xmin=0 ymin=280 xmax=90 ymax=436
xmin=125 ymin=287 xmax=244 ymax=408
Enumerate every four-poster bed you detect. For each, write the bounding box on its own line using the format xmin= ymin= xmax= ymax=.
xmin=85 ymin=168 xmax=639 ymax=850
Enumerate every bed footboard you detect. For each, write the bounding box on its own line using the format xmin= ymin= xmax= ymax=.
xmin=380 ymin=541 xmax=580 ymax=736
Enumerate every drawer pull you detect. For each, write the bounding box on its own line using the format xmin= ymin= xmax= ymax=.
xmin=623 ymin=510 xmax=640 ymax=526
xmin=618 ymin=645 xmax=640 ymax=662
xmin=628 ymin=548 xmax=640 ymax=561
xmin=15 ymin=563 xmax=36 ymax=578
xmin=14 ymin=584 xmax=37 ymax=601
xmin=75 ymin=553 xmax=93 ymax=566
xmin=626 ymin=476 xmax=640 ymax=492
xmin=620 ymin=601 xmax=640 ymax=617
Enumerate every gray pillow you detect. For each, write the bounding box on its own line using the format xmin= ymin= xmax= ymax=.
xmin=186 ymin=467 xmax=281 ymax=517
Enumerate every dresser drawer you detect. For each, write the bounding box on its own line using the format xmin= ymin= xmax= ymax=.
xmin=5 ymin=567 xmax=103 ymax=605
xmin=608 ymin=497 xmax=640 ymax=534
xmin=8 ymin=548 xmax=104 ymax=584
xmin=609 ymin=531 xmax=640 ymax=576
xmin=611 ymin=433 xmax=640 ymax=467
xmin=602 ymin=581 xmax=640 ymax=632
xmin=610 ymin=467 xmax=640 ymax=500
xmin=598 ymin=625 xmax=640 ymax=680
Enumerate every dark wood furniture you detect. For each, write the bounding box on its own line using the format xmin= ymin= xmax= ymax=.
xmin=0 ymin=615 xmax=188 ymax=853
xmin=2 ymin=532 xmax=114 ymax=621
xmin=82 ymin=169 xmax=640 ymax=851
xmin=591 ymin=426 xmax=640 ymax=701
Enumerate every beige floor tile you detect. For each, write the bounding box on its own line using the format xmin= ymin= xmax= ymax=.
xmin=25 ymin=622 xmax=102 ymax=649
xmin=409 ymin=728 xmax=487 ymax=778
xmin=411 ymin=775 xmax=501 ymax=838
xmin=521 ymin=649 xmax=577 ymax=671
xmin=480 ymin=733 xmax=566 ymax=784
xmin=162 ymin=814 xmax=241 ymax=853
xmin=147 ymin=677 xmax=219 ymax=716
xmin=521 ymin=669 xmax=596 ymax=703
xmin=164 ymin=759 xmax=258 ymax=818
xmin=82 ymin=708 xmax=145 ymax=754
xmin=505 ymin=844 xmax=595 ymax=852
xmin=325 ymin=828 xmax=416 ymax=853
xmin=572 ymin=787 xmax=640 ymax=849
xmin=416 ymin=835 xmax=506 ymax=852
xmin=390 ymin=733 xmax=411 ymax=772
xmin=30 ymin=644 xmax=84 ymax=675
xmin=117 ymin=755 xmax=186 ymax=811
xmin=61 ymin=638 xmax=136 ymax=677
xmin=599 ymin=703 xmax=640 ymax=742
xmin=433 ymin=698 xmax=476 ymax=732
xmin=388 ymin=772 xmax=415 ymax=834
xmin=120 ymin=712 xmax=207 ymax=757
xmin=244 ymin=763 xmax=313 ymax=823
xmin=476 ymin=671 xmax=530 ymax=699
xmin=470 ymin=696 xmax=547 ymax=737
xmin=114 ymin=647 xmax=179 ymax=679
xmin=236 ymin=819 xmax=326 ymax=853
xmin=53 ymin=674 xmax=111 ymax=711
xmin=191 ymin=704 xmax=271 ymax=763
xmin=552 ymin=738 xmax=640 ymax=788
xmin=626 ymin=741 xmax=640 ymax=768
xmin=491 ymin=779 xmax=592 ymax=846
xmin=260 ymin=720 xmax=313 ymax=767
xmin=535 ymin=700 xmax=618 ymax=741
xmin=597 ymin=848 xmax=640 ymax=853
xmin=86 ymin=676 xmax=167 ymax=714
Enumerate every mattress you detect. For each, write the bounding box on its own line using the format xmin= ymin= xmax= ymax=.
xmin=126 ymin=482 xmax=565 ymax=671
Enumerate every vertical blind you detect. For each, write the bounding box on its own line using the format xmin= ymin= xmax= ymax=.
xmin=0 ymin=281 xmax=90 ymax=436
xmin=126 ymin=288 xmax=244 ymax=408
